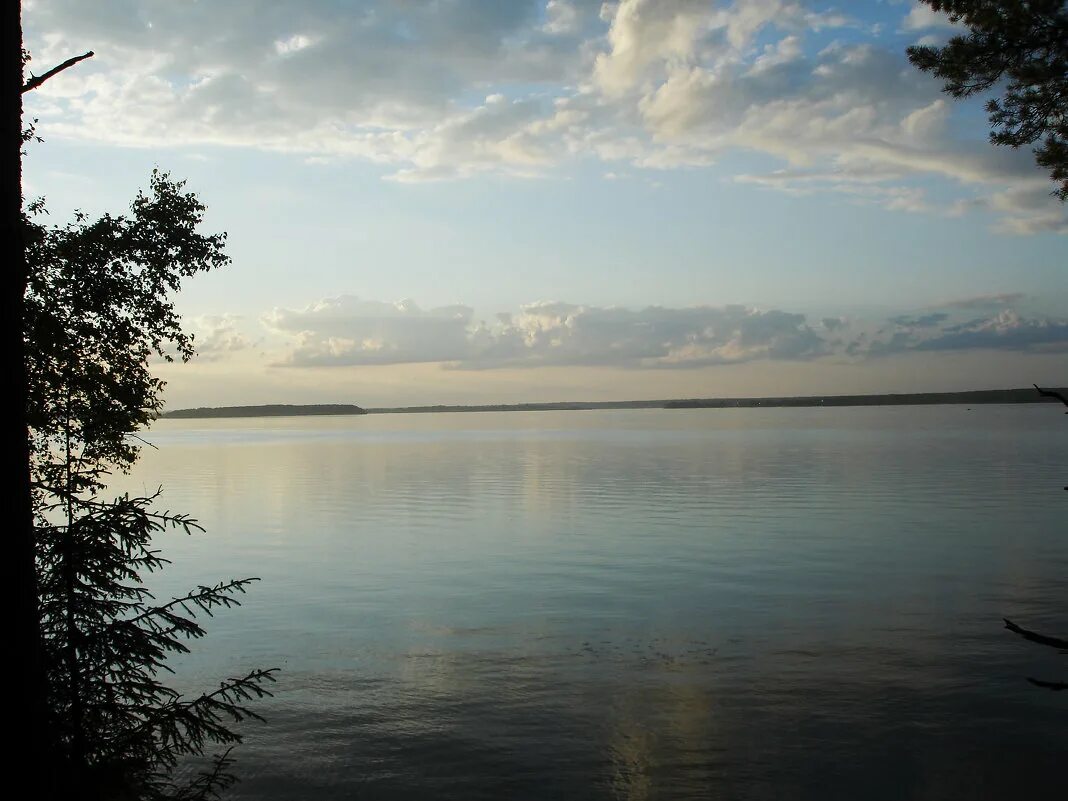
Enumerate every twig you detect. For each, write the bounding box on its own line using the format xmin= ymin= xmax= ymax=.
xmin=22 ymin=51 xmax=94 ymax=93
xmin=127 ymin=433 xmax=160 ymax=450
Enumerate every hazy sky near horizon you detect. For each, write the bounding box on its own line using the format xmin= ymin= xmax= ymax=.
xmin=22 ymin=0 xmax=1068 ymax=407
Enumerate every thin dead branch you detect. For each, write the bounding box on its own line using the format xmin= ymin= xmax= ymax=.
xmin=1034 ymin=384 xmax=1068 ymax=409
xmin=1004 ymin=618 xmax=1068 ymax=651
xmin=22 ymin=51 xmax=94 ymax=94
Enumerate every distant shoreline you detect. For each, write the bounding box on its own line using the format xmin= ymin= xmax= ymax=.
xmin=162 ymin=404 xmax=368 ymax=419
xmin=160 ymin=388 xmax=1065 ymax=419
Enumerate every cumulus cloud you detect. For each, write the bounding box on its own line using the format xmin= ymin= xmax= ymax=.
xmin=23 ymin=0 xmax=587 ymax=177
xmin=150 ymin=314 xmax=253 ymax=363
xmin=21 ymin=0 xmax=1067 ymax=229
xmin=263 ymin=296 xmax=474 ymax=366
xmin=465 ymin=301 xmax=830 ymax=368
xmin=544 ymin=1 xmax=582 ymax=35
xmin=191 ymin=314 xmax=254 ymax=358
xmin=254 ymin=292 xmax=1068 ymax=368
xmin=264 ymin=295 xmax=830 ymax=369
xmin=902 ymin=2 xmax=957 ymax=32
xmin=867 ymin=311 xmax=1068 ymax=356
xmin=856 ymin=299 xmax=1068 ymax=357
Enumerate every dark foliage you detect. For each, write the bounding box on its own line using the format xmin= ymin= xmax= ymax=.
xmin=26 ymin=173 xmax=276 ymax=799
xmin=907 ymin=1 xmax=1068 ymax=199
xmin=25 ymin=169 xmax=229 ymax=479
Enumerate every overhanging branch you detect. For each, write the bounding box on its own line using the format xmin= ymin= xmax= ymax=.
xmin=1034 ymin=384 xmax=1068 ymax=409
xmin=1004 ymin=618 xmax=1068 ymax=651
xmin=22 ymin=51 xmax=94 ymax=94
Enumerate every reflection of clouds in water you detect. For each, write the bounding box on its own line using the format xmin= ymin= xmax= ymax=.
xmin=120 ymin=410 xmax=1068 ymax=800
xmin=229 ymin=624 xmax=1067 ymax=800
xmin=249 ymin=635 xmax=737 ymax=800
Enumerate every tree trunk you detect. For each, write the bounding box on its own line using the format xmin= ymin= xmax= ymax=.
xmin=2 ymin=2 xmax=52 ymax=795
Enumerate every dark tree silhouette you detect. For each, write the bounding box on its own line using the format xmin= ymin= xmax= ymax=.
xmin=26 ymin=174 xmax=276 ymax=799
xmin=3 ymin=5 xmax=41 ymax=789
xmin=907 ymin=1 xmax=1068 ymax=199
xmin=5 ymin=9 xmax=93 ymax=793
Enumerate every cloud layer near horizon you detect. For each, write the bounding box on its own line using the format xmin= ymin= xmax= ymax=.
xmin=259 ymin=293 xmax=1068 ymax=370
xmin=23 ymin=0 xmax=1068 ymax=232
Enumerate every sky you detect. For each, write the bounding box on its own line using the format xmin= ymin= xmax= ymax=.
xmin=21 ymin=0 xmax=1068 ymax=408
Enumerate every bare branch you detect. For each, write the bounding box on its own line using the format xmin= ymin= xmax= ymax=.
xmin=1004 ymin=618 xmax=1068 ymax=651
xmin=1034 ymin=384 xmax=1068 ymax=409
xmin=1026 ymin=677 xmax=1068 ymax=692
xmin=22 ymin=51 xmax=94 ymax=94
xmin=127 ymin=432 xmax=160 ymax=450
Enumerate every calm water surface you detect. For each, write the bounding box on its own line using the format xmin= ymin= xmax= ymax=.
xmin=113 ymin=406 xmax=1067 ymax=800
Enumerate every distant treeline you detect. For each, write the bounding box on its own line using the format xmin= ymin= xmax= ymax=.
xmin=366 ymin=400 xmax=665 ymax=414
xmin=162 ymin=404 xmax=366 ymax=419
xmin=663 ymin=388 xmax=1066 ymax=409
xmin=161 ymin=389 xmax=1065 ymax=419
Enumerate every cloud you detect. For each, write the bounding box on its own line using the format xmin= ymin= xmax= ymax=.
xmin=859 ymin=305 xmax=1068 ymax=357
xmin=544 ymin=1 xmax=581 ymax=35
xmin=150 ymin=314 xmax=253 ymax=363
xmin=645 ymin=39 xmax=1049 ymax=216
xmin=464 ymin=301 xmax=831 ymax=368
xmin=939 ymin=293 xmax=1026 ymax=310
xmin=385 ymin=94 xmax=562 ymax=182
xmin=871 ymin=312 xmax=1068 ymax=355
xmin=821 ymin=316 xmax=847 ymax=331
xmin=274 ymin=33 xmax=318 ymax=56
xmin=191 ymin=314 xmax=254 ymax=358
xmin=592 ymin=0 xmax=715 ymax=97
xmin=887 ymin=312 xmax=948 ymax=328
xmin=264 ymin=296 xmax=474 ymax=366
xmin=264 ymin=295 xmax=830 ymax=369
xmin=21 ymin=0 xmax=1067 ymax=230
xmin=902 ymin=2 xmax=957 ymax=32
xmin=255 ymin=291 xmax=1068 ymax=368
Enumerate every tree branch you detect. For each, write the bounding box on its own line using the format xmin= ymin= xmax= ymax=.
xmin=1004 ymin=618 xmax=1068 ymax=651
xmin=1034 ymin=384 xmax=1068 ymax=409
xmin=22 ymin=51 xmax=94 ymax=94
xmin=1026 ymin=677 xmax=1068 ymax=692
xmin=122 ymin=578 xmax=260 ymax=627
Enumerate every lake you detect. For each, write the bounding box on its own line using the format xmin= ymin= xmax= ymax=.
xmin=113 ymin=405 xmax=1067 ymax=800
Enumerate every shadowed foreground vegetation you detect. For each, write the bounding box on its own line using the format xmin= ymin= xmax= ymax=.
xmin=27 ymin=171 xmax=275 ymax=799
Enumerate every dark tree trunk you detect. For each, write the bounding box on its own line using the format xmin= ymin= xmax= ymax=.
xmin=2 ymin=2 xmax=51 ymax=794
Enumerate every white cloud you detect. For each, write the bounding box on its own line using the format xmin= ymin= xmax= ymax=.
xmin=385 ymin=95 xmax=560 ymax=182
xmin=274 ymin=33 xmax=317 ymax=56
xmin=592 ymin=0 xmax=712 ymax=97
xmin=190 ymin=314 xmax=254 ymax=359
xmin=544 ymin=0 xmax=580 ymax=35
xmin=902 ymin=2 xmax=957 ymax=32
xmin=264 ymin=296 xmax=475 ymax=366
xmin=21 ymin=0 xmax=1067 ymax=232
